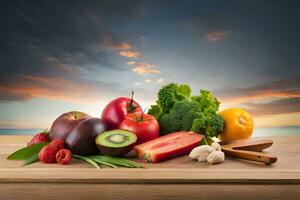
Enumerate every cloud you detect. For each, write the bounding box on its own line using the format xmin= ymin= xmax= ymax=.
xmin=215 ymin=79 xmax=300 ymax=104
xmin=127 ymin=61 xmax=136 ymax=65
xmin=145 ymin=78 xmax=152 ymax=83
xmin=215 ymin=78 xmax=300 ymax=117
xmin=0 ymin=73 xmax=123 ymax=103
xmin=245 ymin=97 xmax=300 ymax=116
xmin=0 ymin=1 xmax=144 ymax=102
xmin=157 ymin=78 xmax=164 ymax=84
xmin=103 ymin=41 xmax=132 ymax=51
xmin=44 ymin=55 xmax=76 ymax=72
xmin=206 ymin=31 xmax=229 ymax=42
xmin=144 ymin=78 xmax=164 ymax=84
xmin=101 ymin=33 xmax=141 ymax=59
xmin=255 ymin=66 xmax=300 ymax=84
xmin=119 ymin=50 xmax=141 ymax=58
xmin=127 ymin=61 xmax=161 ymax=75
xmin=134 ymin=82 xmax=142 ymax=85
xmin=254 ymin=112 xmax=300 ymax=128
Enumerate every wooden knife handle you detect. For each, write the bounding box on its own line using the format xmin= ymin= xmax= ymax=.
xmin=222 ymin=148 xmax=278 ymax=165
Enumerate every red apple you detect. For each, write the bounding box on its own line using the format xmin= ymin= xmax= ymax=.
xmin=49 ymin=111 xmax=91 ymax=141
xmin=101 ymin=92 xmax=142 ymax=130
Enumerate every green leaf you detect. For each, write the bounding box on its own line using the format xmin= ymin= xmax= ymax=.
xmin=90 ymin=157 xmax=118 ymax=168
xmin=23 ymin=153 xmax=39 ymax=166
xmin=42 ymin=129 xmax=50 ymax=135
xmin=90 ymin=156 xmax=131 ymax=168
xmin=90 ymin=155 xmax=144 ymax=168
xmin=72 ymin=154 xmax=100 ymax=169
xmin=104 ymin=156 xmax=143 ymax=168
xmin=72 ymin=154 xmax=144 ymax=169
xmin=148 ymin=104 xmax=162 ymax=120
xmin=7 ymin=142 xmax=49 ymax=160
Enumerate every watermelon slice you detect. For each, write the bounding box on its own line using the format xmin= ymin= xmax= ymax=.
xmin=134 ymin=131 xmax=203 ymax=163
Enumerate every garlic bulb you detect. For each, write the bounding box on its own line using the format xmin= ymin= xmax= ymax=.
xmin=211 ymin=142 xmax=221 ymax=151
xmin=189 ymin=145 xmax=215 ymax=160
xmin=196 ymin=152 xmax=210 ymax=162
xmin=207 ymin=151 xmax=225 ymax=164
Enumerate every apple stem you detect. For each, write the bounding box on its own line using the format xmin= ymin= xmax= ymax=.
xmin=74 ymin=112 xmax=78 ymax=119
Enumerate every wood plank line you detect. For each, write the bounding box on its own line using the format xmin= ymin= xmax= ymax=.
xmin=0 ymin=183 xmax=299 ymax=200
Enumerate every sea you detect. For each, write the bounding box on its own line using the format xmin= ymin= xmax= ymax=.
xmin=0 ymin=127 xmax=299 ymax=137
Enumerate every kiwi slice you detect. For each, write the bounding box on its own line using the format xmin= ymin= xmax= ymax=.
xmin=96 ymin=129 xmax=137 ymax=156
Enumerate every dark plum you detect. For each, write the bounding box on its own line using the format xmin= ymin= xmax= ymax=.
xmin=65 ymin=118 xmax=107 ymax=155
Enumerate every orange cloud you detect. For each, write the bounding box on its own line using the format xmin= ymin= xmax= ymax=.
xmin=0 ymin=74 xmax=119 ymax=103
xmin=220 ymin=91 xmax=300 ymax=104
xmin=0 ymin=75 xmax=92 ymax=102
xmin=244 ymin=97 xmax=300 ymax=116
xmin=101 ymin=35 xmax=132 ymax=50
xmin=127 ymin=61 xmax=136 ymax=65
xmin=216 ymin=79 xmax=300 ymax=104
xmin=254 ymin=112 xmax=300 ymax=128
xmin=215 ymin=79 xmax=300 ymax=126
xmin=206 ymin=31 xmax=228 ymax=42
xmin=119 ymin=50 xmax=141 ymax=58
xmin=108 ymin=42 xmax=131 ymax=50
xmin=127 ymin=61 xmax=161 ymax=75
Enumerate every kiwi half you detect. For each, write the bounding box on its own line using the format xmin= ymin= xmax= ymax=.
xmin=95 ymin=129 xmax=137 ymax=156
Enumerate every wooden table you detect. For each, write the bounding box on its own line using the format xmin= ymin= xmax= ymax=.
xmin=0 ymin=135 xmax=299 ymax=200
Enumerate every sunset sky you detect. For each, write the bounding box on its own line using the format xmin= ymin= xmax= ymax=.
xmin=0 ymin=0 xmax=300 ymax=129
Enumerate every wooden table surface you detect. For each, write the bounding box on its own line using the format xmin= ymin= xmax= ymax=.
xmin=0 ymin=135 xmax=299 ymax=200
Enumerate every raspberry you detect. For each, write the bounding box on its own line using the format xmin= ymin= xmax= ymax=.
xmin=39 ymin=145 xmax=57 ymax=163
xmin=56 ymin=149 xmax=72 ymax=165
xmin=50 ymin=139 xmax=64 ymax=151
xmin=39 ymin=139 xmax=66 ymax=164
xmin=27 ymin=132 xmax=49 ymax=146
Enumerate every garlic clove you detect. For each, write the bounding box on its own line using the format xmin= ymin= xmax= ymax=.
xmin=211 ymin=142 xmax=221 ymax=151
xmin=207 ymin=151 xmax=225 ymax=164
xmin=196 ymin=152 xmax=209 ymax=162
xmin=189 ymin=145 xmax=216 ymax=160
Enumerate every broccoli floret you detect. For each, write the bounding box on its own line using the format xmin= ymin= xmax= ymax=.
xmin=159 ymin=100 xmax=202 ymax=134
xmin=176 ymin=84 xmax=191 ymax=98
xmin=191 ymin=113 xmax=224 ymax=138
xmin=206 ymin=114 xmax=224 ymax=136
xmin=159 ymin=99 xmax=224 ymax=137
xmin=157 ymin=83 xmax=190 ymax=113
xmin=192 ymin=89 xmax=220 ymax=114
xmin=148 ymin=83 xmax=224 ymax=139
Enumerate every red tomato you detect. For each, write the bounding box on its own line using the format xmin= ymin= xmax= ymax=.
xmin=119 ymin=112 xmax=159 ymax=144
xmin=101 ymin=93 xmax=142 ymax=130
